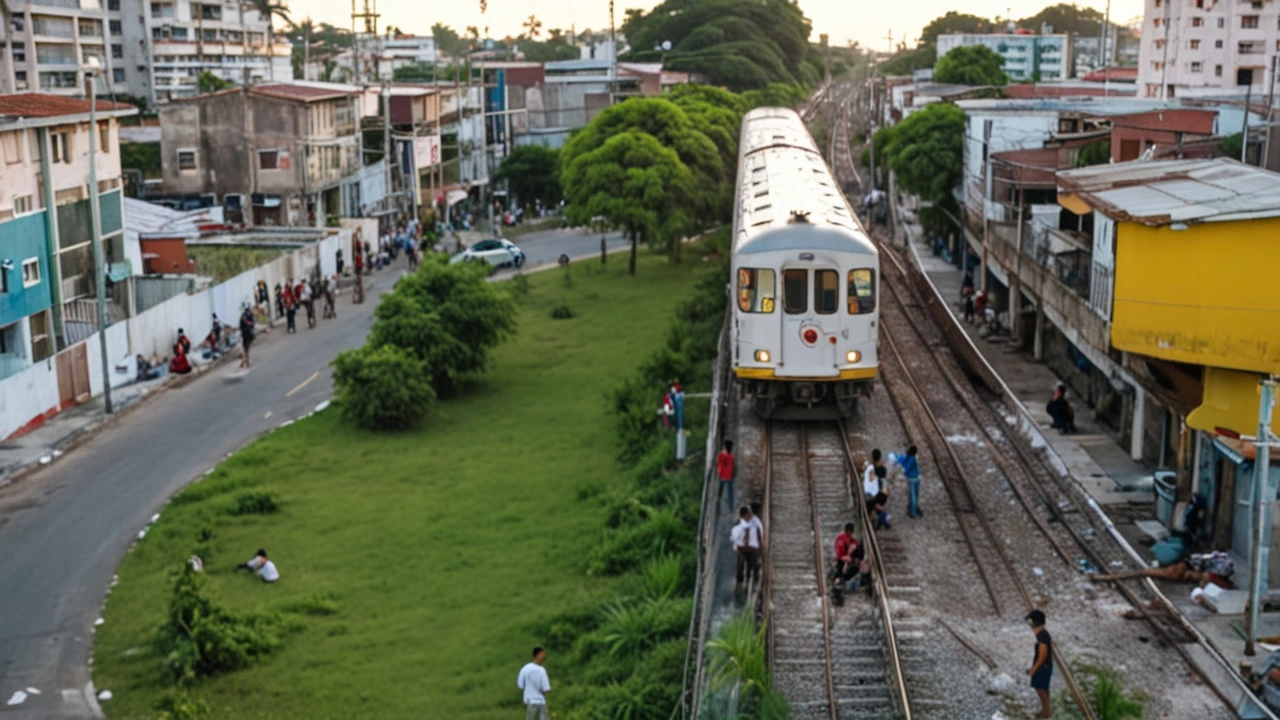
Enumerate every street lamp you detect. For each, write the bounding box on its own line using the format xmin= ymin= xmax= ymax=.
xmin=83 ymin=56 xmax=112 ymax=414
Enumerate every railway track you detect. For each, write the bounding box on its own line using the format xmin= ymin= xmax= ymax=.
xmin=764 ymin=421 xmax=919 ymax=720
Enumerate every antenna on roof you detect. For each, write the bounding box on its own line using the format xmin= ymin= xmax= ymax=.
xmin=789 ymin=210 xmax=811 ymax=224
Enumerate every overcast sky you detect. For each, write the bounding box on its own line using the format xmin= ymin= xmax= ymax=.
xmin=303 ymin=0 xmax=1146 ymax=51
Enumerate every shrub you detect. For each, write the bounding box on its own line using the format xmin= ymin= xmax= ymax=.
xmin=368 ymin=293 xmax=468 ymax=392
xmin=551 ymin=304 xmax=575 ymax=320
xmin=332 ymin=344 xmax=435 ymax=430
xmin=155 ymin=690 xmax=210 ymax=720
xmin=273 ymin=593 xmax=340 ymax=617
xmin=704 ymin=611 xmax=790 ymax=718
xmin=640 ymin=554 xmax=685 ymax=601
xmin=511 ymin=272 xmax=531 ymax=296
xmin=598 ymin=596 xmax=691 ymax=662
xmin=226 ymin=491 xmax=279 ymax=516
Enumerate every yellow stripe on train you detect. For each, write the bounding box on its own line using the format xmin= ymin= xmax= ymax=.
xmin=734 ymin=367 xmax=878 ymax=381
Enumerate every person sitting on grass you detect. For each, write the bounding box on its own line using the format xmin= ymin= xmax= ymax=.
xmin=236 ymin=548 xmax=279 ymax=583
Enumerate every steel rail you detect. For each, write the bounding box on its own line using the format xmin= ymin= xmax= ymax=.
xmin=762 ymin=421 xmax=775 ymax=671
xmin=799 ymin=425 xmax=840 ymax=720
xmin=836 ymin=419 xmax=913 ymax=720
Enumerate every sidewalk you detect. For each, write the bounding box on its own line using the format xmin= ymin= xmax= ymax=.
xmin=894 ymin=205 xmax=1277 ymax=718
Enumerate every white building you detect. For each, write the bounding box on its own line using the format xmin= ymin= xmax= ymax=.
xmin=938 ymin=33 xmax=1073 ymax=82
xmin=0 ymin=0 xmax=290 ymax=105
xmin=1137 ymin=0 xmax=1280 ymax=98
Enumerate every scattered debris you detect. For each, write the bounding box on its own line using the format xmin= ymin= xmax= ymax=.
xmin=96 ymin=690 xmax=112 ymax=701
xmin=137 ymin=529 xmax=147 ymax=540
xmin=989 ymin=673 xmax=1015 ymax=692
xmin=6 ymin=691 xmax=27 ymax=706
xmin=24 ymin=688 xmax=39 ymax=695
xmin=189 ymin=555 xmax=204 ymax=572
xmin=39 ymin=456 xmax=51 ymax=465
xmin=94 ymin=617 xmax=104 ymax=626
xmin=314 ymin=400 xmax=331 ymax=413
xmin=1077 ymin=559 xmax=1100 ymax=575
xmin=1032 ymin=567 xmax=1044 ymax=577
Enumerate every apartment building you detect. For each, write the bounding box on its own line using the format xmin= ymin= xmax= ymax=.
xmin=0 ymin=92 xmax=136 ymax=388
xmin=159 ymin=83 xmax=361 ymax=226
xmin=0 ymin=0 xmax=290 ymax=104
xmin=937 ymin=32 xmax=1074 ymax=82
xmin=1138 ymin=0 xmax=1280 ymax=97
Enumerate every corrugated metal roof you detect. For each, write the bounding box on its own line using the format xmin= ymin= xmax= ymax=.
xmin=1057 ymin=158 xmax=1280 ymax=225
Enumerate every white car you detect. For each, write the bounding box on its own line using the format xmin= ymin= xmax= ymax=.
xmin=449 ymin=238 xmax=526 ymax=271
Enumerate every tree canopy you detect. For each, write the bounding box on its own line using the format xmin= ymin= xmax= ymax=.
xmin=561 ymin=130 xmax=695 ymax=275
xmin=934 ymin=44 xmax=1008 ymax=86
xmin=431 ymin=23 xmax=464 ymax=57
xmin=620 ymin=0 xmax=815 ymax=91
xmin=1020 ymin=3 xmax=1104 ymax=36
xmin=879 ymin=102 xmax=966 ymax=204
xmin=494 ymin=145 xmax=562 ymax=210
xmin=920 ymin=12 xmax=996 ymax=47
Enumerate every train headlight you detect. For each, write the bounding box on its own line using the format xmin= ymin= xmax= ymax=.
xmin=755 ymin=350 xmax=771 ymax=363
xmin=845 ymin=350 xmax=861 ymax=363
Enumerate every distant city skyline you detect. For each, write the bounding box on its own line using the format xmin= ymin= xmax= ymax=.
xmin=296 ymin=0 xmax=1144 ymax=51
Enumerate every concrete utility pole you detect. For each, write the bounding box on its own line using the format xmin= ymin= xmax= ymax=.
xmin=1159 ymin=0 xmax=1172 ymax=101
xmin=383 ymin=82 xmax=393 ymax=221
xmin=980 ymin=118 xmax=992 ymax=294
xmin=85 ymin=59 xmax=113 ymax=415
xmin=1245 ymin=376 xmax=1276 ymax=657
xmin=1242 ymin=82 xmax=1253 ymax=164
xmin=1263 ymin=55 xmax=1278 ymax=169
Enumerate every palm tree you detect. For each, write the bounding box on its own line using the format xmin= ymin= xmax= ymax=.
xmin=522 ymin=14 xmax=542 ymax=39
xmin=252 ymin=0 xmax=291 ymax=82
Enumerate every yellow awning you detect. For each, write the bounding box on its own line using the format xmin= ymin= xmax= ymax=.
xmin=1057 ymin=193 xmax=1093 ymax=215
xmin=1187 ymin=366 xmax=1279 ymax=437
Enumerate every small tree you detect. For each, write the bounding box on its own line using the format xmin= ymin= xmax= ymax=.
xmin=934 ymin=44 xmax=1009 ymax=86
xmin=561 ymin=131 xmax=695 ymax=275
xmin=197 ymin=71 xmax=233 ymax=94
xmin=494 ymin=145 xmax=562 ymax=209
xmin=881 ymin=102 xmax=966 ymax=204
xmin=332 ymin=344 xmax=435 ymax=430
xmin=368 ymin=292 xmax=469 ymax=392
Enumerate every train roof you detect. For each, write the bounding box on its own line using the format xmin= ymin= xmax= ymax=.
xmin=734 ymin=108 xmax=874 ymax=256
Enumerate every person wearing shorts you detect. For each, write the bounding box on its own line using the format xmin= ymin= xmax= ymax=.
xmin=1026 ymin=609 xmax=1052 ymax=718
xmin=239 ymin=306 xmax=255 ymax=368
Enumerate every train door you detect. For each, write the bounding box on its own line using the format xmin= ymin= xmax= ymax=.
xmin=779 ymin=265 xmax=838 ymax=377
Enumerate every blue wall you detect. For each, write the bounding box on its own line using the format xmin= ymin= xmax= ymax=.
xmin=0 ymin=212 xmax=52 ymax=327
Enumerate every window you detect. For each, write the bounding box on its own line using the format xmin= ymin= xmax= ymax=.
xmin=2 ymin=132 xmax=22 ymax=164
xmin=171 ymin=26 xmax=187 ymax=40
xmin=14 ymin=71 xmax=26 ymax=90
xmin=1239 ymin=41 xmax=1264 ymax=54
xmin=50 ymin=131 xmax=69 ymax=162
xmin=259 ymin=149 xmax=280 ymax=169
xmin=1194 ymin=0 xmax=1203 ymax=7
xmin=111 ymin=43 xmax=123 ymax=58
xmin=1190 ymin=39 xmax=1200 ymax=49
xmin=1154 ymin=39 xmax=1165 ymax=50
xmin=13 ymin=195 xmax=34 ymax=214
xmin=38 ymin=71 xmax=78 ymax=89
xmin=177 ymin=148 xmax=196 ymax=170
xmin=1215 ymin=64 xmax=1223 ymax=76
xmin=77 ymin=19 xmax=102 ymax=37
xmin=11 ymin=16 xmax=23 ymax=32
xmin=1242 ymin=15 xmax=1259 ymax=28
xmin=36 ymin=43 xmax=77 ymax=64
xmin=1215 ymin=39 xmax=1223 ymax=48
xmin=848 ymin=269 xmax=876 ymax=315
xmin=202 ymin=28 xmax=216 ymax=41
xmin=1191 ymin=17 xmax=1203 ymax=26
xmin=782 ymin=269 xmax=807 ymax=314
xmin=1153 ymin=17 xmax=1161 ymax=26
xmin=108 ymin=0 xmax=119 ymax=8
xmin=113 ymin=68 xmax=125 ymax=82
xmin=0 ymin=269 xmax=6 ymax=295
xmin=29 ymin=311 xmax=50 ymax=362
xmin=22 ymin=258 xmax=40 ymax=288
xmin=1191 ymin=61 xmax=1203 ymax=72
xmin=737 ymin=268 xmax=776 ymax=313
xmin=1218 ymin=17 xmax=1225 ymax=28
xmin=98 ymin=122 xmax=110 ymax=153
xmin=813 ymin=270 xmax=838 ymax=314
xmin=1154 ymin=0 xmax=1160 ymax=5
xmin=109 ymin=19 xmax=121 ymax=35
xmin=12 ymin=45 xmax=25 ymax=63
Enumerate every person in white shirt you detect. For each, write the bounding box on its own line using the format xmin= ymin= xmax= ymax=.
xmin=863 ymin=449 xmax=884 ymax=498
xmin=731 ymin=506 xmax=764 ymax=586
xmin=237 ymin=548 xmax=279 ymax=583
xmin=516 ymin=646 xmax=551 ymax=720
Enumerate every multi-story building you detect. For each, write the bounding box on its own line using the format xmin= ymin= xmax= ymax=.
xmin=937 ymin=32 xmax=1073 ymax=82
xmin=159 ymin=83 xmax=362 ymax=225
xmin=0 ymin=92 xmax=136 ymax=389
xmin=0 ymin=0 xmax=290 ymax=104
xmin=1137 ymin=0 xmax=1280 ymax=98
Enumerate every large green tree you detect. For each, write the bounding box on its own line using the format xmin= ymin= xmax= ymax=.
xmin=920 ymin=11 xmax=996 ymax=46
xmin=934 ymin=44 xmax=1008 ymax=86
xmin=494 ymin=145 xmax=562 ymax=209
xmin=431 ymin=22 xmax=464 ymax=57
xmin=880 ymin=102 xmax=965 ymax=203
xmin=620 ymin=0 xmax=812 ymax=91
xmin=561 ymin=131 xmax=695 ymax=276
xmin=1019 ymin=3 xmax=1103 ymax=36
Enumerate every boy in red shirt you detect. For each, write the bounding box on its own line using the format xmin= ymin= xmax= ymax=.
xmin=716 ymin=440 xmax=735 ymax=511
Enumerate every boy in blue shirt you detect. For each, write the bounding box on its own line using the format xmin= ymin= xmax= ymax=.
xmin=892 ymin=446 xmax=922 ymax=518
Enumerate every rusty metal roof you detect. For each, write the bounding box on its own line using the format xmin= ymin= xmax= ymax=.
xmin=1057 ymin=158 xmax=1280 ymax=226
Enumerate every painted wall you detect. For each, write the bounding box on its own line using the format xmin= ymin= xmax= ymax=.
xmin=1112 ymin=217 xmax=1280 ymax=374
xmin=0 ymin=212 xmax=53 ymax=326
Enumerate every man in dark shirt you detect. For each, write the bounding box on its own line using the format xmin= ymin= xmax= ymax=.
xmin=866 ymin=491 xmax=890 ymax=530
xmin=1026 ymin=609 xmax=1053 ymax=718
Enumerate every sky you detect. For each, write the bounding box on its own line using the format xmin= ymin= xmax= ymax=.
xmin=301 ymin=0 xmax=1147 ymax=51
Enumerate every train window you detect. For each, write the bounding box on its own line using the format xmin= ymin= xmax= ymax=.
xmin=737 ymin=268 xmax=776 ymax=313
xmin=848 ymin=269 xmax=876 ymax=315
xmin=783 ymin=269 xmax=807 ymax=314
xmin=814 ymin=269 xmax=838 ymax=314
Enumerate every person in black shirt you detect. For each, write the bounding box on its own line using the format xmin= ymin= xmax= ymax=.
xmin=1026 ymin=609 xmax=1053 ymax=718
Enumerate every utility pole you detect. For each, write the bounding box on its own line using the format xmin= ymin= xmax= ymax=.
xmin=1262 ymin=55 xmax=1277 ymax=169
xmin=1159 ymin=0 xmax=1171 ymax=101
xmin=383 ymin=82 xmax=393 ymax=223
xmin=85 ymin=60 xmax=113 ymax=415
xmin=1245 ymin=375 xmax=1276 ymax=657
xmin=1099 ymin=0 xmax=1111 ymax=95
xmin=609 ymin=0 xmax=617 ymax=101
xmin=1241 ymin=82 xmax=1253 ymax=163
xmin=980 ymin=118 xmax=992 ymax=294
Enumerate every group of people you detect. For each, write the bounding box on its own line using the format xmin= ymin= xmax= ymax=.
xmin=273 ymin=275 xmax=338 ymax=334
xmin=960 ymin=271 xmax=1001 ymax=333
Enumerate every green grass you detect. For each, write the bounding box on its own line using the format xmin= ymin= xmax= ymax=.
xmin=188 ymin=247 xmax=285 ymax=282
xmin=93 ymin=251 xmax=702 ymax=719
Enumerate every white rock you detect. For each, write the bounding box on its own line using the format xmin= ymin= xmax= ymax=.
xmin=1032 ymin=567 xmax=1044 ymax=576
xmin=989 ymin=673 xmax=1015 ymax=692
xmin=51 ymin=450 xmax=63 ymax=458
xmin=97 ymin=690 xmax=112 ymax=701
xmin=150 ymin=513 xmax=160 ymax=524
xmin=25 ymin=688 xmax=39 ymax=695
xmin=314 ymin=400 xmax=331 ymax=413
xmin=137 ymin=529 xmax=147 ymax=540
xmin=95 ymin=617 xmax=104 ymax=626
xmin=39 ymin=456 xmax=51 ymax=465
xmin=6 ymin=691 xmax=27 ymax=706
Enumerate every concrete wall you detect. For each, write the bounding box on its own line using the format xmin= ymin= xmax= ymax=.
xmin=0 ymin=354 xmax=60 ymax=438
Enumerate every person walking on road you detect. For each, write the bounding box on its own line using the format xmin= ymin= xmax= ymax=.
xmin=516 ymin=646 xmax=551 ymax=720
xmin=1026 ymin=609 xmax=1053 ymax=718
xmin=283 ymin=282 xmax=298 ymax=333
xmin=732 ymin=506 xmax=763 ymax=587
xmin=238 ymin=305 xmax=255 ymax=368
xmin=892 ymin=446 xmax=922 ymax=518
xmin=716 ymin=440 xmax=736 ymax=510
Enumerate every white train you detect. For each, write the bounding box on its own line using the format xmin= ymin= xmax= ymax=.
xmin=730 ymin=107 xmax=879 ymax=418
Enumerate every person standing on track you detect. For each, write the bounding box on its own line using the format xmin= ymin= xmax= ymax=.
xmin=1026 ymin=609 xmax=1053 ymax=718
xmin=716 ymin=440 xmax=736 ymax=510
xmin=892 ymin=446 xmax=922 ymax=518
xmin=732 ymin=506 xmax=763 ymax=587
xmin=517 ymin=646 xmax=551 ymax=720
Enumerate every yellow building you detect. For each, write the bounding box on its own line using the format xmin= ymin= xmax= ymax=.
xmin=1058 ymin=158 xmax=1279 ymax=569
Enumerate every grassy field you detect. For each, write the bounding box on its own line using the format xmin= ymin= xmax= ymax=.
xmin=187 ymin=247 xmax=284 ymax=282
xmin=93 ymin=252 xmax=702 ymax=719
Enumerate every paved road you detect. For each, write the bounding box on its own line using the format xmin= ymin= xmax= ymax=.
xmin=0 ymin=229 xmax=619 ymax=718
